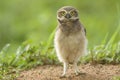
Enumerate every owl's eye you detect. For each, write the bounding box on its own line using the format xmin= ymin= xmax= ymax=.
xmin=60 ymin=11 xmax=66 ymax=16
xmin=70 ymin=11 xmax=76 ymax=16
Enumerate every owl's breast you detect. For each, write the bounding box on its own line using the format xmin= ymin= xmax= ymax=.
xmin=55 ymin=29 xmax=86 ymax=53
xmin=55 ymin=29 xmax=87 ymax=63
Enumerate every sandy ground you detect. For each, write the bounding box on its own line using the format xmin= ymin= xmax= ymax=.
xmin=17 ymin=64 xmax=120 ymax=80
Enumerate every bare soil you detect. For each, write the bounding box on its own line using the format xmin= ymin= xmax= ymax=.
xmin=17 ymin=64 xmax=120 ymax=80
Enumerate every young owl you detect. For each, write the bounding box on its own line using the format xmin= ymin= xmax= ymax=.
xmin=54 ymin=6 xmax=87 ymax=77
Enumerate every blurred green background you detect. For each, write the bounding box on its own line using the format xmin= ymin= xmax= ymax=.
xmin=0 ymin=0 xmax=120 ymax=51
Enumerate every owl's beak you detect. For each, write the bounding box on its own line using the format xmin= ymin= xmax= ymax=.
xmin=65 ymin=13 xmax=71 ymax=19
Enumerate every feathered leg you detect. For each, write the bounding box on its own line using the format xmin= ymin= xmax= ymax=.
xmin=73 ymin=61 xmax=80 ymax=75
xmin=61 ymin=62 xmax=68 ymax=77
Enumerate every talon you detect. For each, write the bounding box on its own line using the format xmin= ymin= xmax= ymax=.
xmin=75 ymin=72 xmax=80 ymax=76
xmin=60 ymin=74 xmax=66 ymax=78
xmin=75 ymin=69 xmax=80 ymax=76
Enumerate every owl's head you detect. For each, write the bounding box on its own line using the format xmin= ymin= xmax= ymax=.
xmin=57 ymin=6 xmax=79 ymax=23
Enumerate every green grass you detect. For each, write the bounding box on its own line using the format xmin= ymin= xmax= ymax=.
xmin=0 ymin=29 xmax=58 ymax=80
xmin=81 ymin=23 xmax=120 ymax=64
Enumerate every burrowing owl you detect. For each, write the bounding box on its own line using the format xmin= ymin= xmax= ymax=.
xmin=54 ymin=6 xmax=87 ymax=77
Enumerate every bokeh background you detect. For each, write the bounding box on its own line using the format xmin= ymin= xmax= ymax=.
xmin=0 ymin=0 xmax=120 ymax=51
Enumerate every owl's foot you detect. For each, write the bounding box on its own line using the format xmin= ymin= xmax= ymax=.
xmin=75 ymin=70 xmax=80 ymax=76
xmin=75 ymin=71 xmax=86 ymax=76
xmin=60 ymin=62 xmax=68 ymax=78
xmin=73 ymin=62 xmax=80 ymax=76
xmin=60 ymin=74 xmax=66 ymax=78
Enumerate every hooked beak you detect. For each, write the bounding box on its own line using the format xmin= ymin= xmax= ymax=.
xmin=65 ymin=13 xmax=71 ymax=19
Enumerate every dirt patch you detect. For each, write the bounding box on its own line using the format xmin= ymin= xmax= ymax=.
xmin=17 ymin=64 xmax=120 ymax=80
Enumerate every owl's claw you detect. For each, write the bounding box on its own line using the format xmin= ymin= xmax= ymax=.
xmin=75 ymin=71 xmax=86 ymax=76
xmin=75 ymin=71 xmax=80 ymax=76
xmin=75 ymin=69 xmax=80 ymax=75
xmin=60 ymin=74 xmax=66 ymax=78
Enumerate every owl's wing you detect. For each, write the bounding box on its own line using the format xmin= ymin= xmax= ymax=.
xmin=80 ymin=23 xmax=86 ymax=36
xmin=84 ymin=28 xmax=86 ymax=36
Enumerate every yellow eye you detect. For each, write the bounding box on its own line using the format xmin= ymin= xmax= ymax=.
xmin=60 ymin=11 xmax=66 ymax=16
xmin=70 ymin=11 xmax=75 ymax=16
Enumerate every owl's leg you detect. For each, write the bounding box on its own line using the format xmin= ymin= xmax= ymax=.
xmin=61 ymin=62 xmax=68 ymax=77
xmin=73 ymin=61 xmax=80 ymax=75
